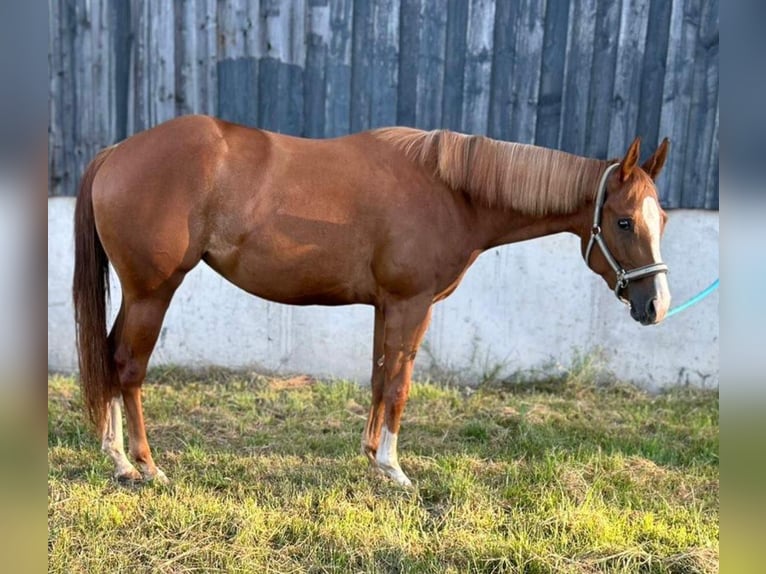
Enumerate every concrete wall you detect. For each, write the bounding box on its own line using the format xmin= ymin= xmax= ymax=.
xmin=48 ymin=197 xmax=719 ymax=389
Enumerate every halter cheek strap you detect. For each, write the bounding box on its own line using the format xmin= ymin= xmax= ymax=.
xmin=585 ymin=163 xmax=669 ymax=301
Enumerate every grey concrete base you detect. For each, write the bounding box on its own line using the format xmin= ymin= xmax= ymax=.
xmin=48 ymin=197 xmax=718 ymax=389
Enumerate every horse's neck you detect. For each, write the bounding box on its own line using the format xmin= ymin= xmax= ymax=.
xmin=476 ymin=205 xmax=591 ymax=250
xmin=472 ymin=158 xmax=605 ymax=250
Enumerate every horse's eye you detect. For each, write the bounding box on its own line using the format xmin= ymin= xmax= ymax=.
xmin=617 ymin=218 xmax=633 ymax=231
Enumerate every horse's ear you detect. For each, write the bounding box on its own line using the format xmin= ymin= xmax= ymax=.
xmin=641 ymin=137 xmax=670 ymax=180
xmin=620 ymin=137 xmax=641 ymax=182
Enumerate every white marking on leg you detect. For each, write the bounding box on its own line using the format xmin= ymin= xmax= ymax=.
xmin=101 ymin=398 xmax=141 ymax=480
xmin=641 ymin=197 xmax=671 ymax=316
xmin=375 ymin=426 xmax=412 ymax=487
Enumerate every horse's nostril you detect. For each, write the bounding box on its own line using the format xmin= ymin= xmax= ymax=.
xmin=645 ymin=298 xmax=658 ymax=322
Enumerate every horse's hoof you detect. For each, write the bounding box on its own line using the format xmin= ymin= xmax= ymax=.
xmin=145 ymin=467 xmax=170 ymax=485
xmin=115 ymin=467 xmax=143 ymax=483
xmin=377 ymin=464 xmax=413 ymax=488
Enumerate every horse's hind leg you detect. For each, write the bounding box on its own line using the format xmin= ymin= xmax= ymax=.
xmin=101 ymin=396 xmax=141 ymax=481
xmin=112 ymin=286 xmax=180 ymax=482
xmin=98 ymin=303 xmax=141 ymax=480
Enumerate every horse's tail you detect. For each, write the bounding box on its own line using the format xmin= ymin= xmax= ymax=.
xmin=72 ymin=145 xmax=118 ymax=433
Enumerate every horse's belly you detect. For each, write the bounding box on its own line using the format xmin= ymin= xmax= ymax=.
xmin=202 ymin=242 xmax=375 ymax=306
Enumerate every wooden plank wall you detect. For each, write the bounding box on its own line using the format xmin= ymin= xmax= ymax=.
xmin=48 ymin=0 xmax=718 ymax=209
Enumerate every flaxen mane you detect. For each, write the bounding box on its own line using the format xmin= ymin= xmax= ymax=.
xmin=374 ymin=127 xmax=609 ymax=216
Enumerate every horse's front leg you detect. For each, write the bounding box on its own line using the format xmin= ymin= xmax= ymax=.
xmin=362 ymin=307 xmax=386 ymax=463
xmin=370 ymin=296 xmax=432 ymax=487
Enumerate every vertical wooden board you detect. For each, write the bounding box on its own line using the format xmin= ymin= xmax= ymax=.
xmin=217 ymin=58 xmax=260 ymax=127
xmin=258 ymin=58 xmax=286 ymax=131
xmin=305 ymin=0 xmax=331 ymax=137
xmin=397 ymin=0 xmax=421 ymax=127
xmin=149 ymin=2 xmax=176 ymax=125
xmin=487 ymin=0 xmax=518 ymax=140
xmin=72 ymin=0 xmax=94 ymax=182
xmin=288 ymin=0 xmax=307 ymax=68
xmin=441 ymin=0 xmax=468 ymax=131
xmin=415 ymin=0 xmax=448 ymax=130
xmin=370 ymin=0 xmax=400 ymax=127
xmin=584 ymin=0 xmax=621 ymax=159
xmin=509 ymin=0 xmax=546 ymax=143
xmin=535 ymin=0 xmax=570 ymax=149
xmin=260 ymin=1 xmax=290 ymax=132
xmin=350 ymin=0 xmax=373 ymax=132
xmin=91 ymin=0 xmax=114 ymax=153
xmin=130 ymin=0 xmax=148 ymax=133
xmin=245 ymin=0 xmax=264 ymax=59
xmin=262 ymin=0 xmax=289 ymax=59
xmin=217 ymin=0 xmax=248 ymax=60
xmin=60 ymin=0 xmax=79 ymax=194
xmin=286 ymin=0 xmax=306 ymax=135
xmin=607 ymin=0 xmax=650 ymax=157
xmin=48 ymin=0 xmax=64 ymax=194
xmin=636 ymin=0 xmax=672 ymax=154
xmin=174 ymin=0 xmax=197 ymax=117
xmin=704 ymin=104 xmax=718 ymax=209
xmin=658 ymin=0 xmax=701 ymax=208
xmin=461 ymin=0 xmax=495 ymax=135
xmin=559 ymin=0 xmax=597 ymax=155
xmin=112 ymin=0 xmax=131 ymax=139
xmin=325 ymin=0 xmax=353 ymax=136
xmin=196 ymin=0 xmax=219 ymax=115
xmin=258 ymin=0 xmax=304 ymax=135
xmin=681 ymin=0 xmax=718 ymax=209
xmin=285 ymin=63 xmax=305 ymax=135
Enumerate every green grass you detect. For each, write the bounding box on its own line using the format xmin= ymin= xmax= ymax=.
xmin=48 ymin=368 xmax=718 ymax=573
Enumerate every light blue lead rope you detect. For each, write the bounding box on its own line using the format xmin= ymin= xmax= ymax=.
xmin=665 ymin=278 xmax=719 ymax=318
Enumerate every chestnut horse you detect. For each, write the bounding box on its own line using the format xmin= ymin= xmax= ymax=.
xmin=73 ymin=115 xmax=671 ymax=486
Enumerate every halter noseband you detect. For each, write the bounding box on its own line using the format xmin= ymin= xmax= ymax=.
xmin=584 ymin=163 xmax=669 ymax=301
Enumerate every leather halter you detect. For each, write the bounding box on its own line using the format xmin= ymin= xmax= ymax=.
xmin=584 ymin=163 xmax=669 ymax=301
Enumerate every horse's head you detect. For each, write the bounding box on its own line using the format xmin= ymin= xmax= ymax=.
xmin=582 ymin=137 xmax=671 ymax=325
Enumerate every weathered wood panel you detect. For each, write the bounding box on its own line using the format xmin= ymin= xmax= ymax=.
xmin=659 ymin=0 xmax=701 ymax=208
xmin=441 ymin=0 xmax=469 ymax=131
xmin=461 ymin=0 xmax=495 ymax=135
xmin=681 ymin=0 xmax=718 ymax=210
xmin=324 ymin=0 xmax=353 ymax=137
xmin=415 ymin=0 xmax=448 ymax=130
xmin=559 ymin=0 xmax=597 ymax=156
xmin=48 ymin=0 xmax=718 ymax=209
xmin=508 ymin=0 xmax=546 ymax=143
xmin=349 ymin=0 xmax=373 ymax=132
xmin=535 ymin=0 xmax=570 ymax=149
xmin=305 ymin=0 xmax=330 ymax=137
xmin=370 ymin=0 xmax=400 ymax=127
xmin=584 ymin=0 xmax=620 ymax=159
xmin=635 ymin=0 xmax=671 ymax=155
xmin=396 ymin=0 xmax=420 ymax=127
xmin=608 ymin=0 xmax=650 ymax=157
